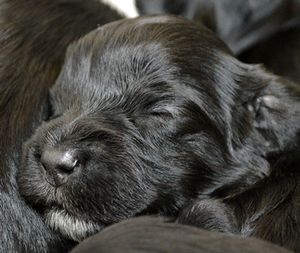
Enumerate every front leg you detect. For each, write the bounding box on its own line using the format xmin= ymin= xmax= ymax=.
xmin=177 ymin=199 xmax=238 ymax=234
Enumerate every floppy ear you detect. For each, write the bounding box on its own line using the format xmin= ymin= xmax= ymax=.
xmin=240 ymin=68 xmax=300 ymax=163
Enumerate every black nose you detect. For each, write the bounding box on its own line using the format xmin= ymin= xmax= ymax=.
xmin=41 ymin=148 xmax=80 ymax=187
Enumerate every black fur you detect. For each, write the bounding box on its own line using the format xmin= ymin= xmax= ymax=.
xmin=0 ymin=0 xmax=122 ymax=252
xmin=17 ymin=15 xmax=300 ymax=251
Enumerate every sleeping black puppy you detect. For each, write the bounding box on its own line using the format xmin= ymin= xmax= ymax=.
xmin=17 ymin=15 xmax=300 ymax=251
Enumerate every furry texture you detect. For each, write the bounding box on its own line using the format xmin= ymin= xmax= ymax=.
xmin=17 ymin=15 xmax=300 ymax=252
xmin=0 ymin=0 xmax=122 ymax=252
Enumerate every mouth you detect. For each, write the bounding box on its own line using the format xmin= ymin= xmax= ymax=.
xmin=44 ymin=208 xmax=103 ymax=242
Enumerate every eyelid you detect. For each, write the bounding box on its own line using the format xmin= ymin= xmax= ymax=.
xmin=149 ymin=101 xmax=177 ymax=115
xmin=149 ymin=110 xmax=173 ymax=118
xmin=130 ymin=109 xmax=174 ymax=124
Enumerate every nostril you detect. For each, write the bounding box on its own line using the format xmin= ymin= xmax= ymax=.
xmin=34 ymin=152 xmax=42 ymax=160
xmin=57 ymin=158 xmax=80 ymax=174
xmin=40 ymin=148 xmax=81 ymax=186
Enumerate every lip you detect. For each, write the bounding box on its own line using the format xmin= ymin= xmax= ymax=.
xmin=45 ymin=175 xmax=57 ymax=187
xmin=44 ymin=208 xmax=103 ymax=242
xmin=44 ymin=171 xmax=69 ymax=187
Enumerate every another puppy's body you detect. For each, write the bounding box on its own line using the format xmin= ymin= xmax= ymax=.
xmin=240 ymin=21 xmax=300 ymax=83
xmin=18 ymin=15 xmax=300 ymax=252
xmin=71 ymin=217 xmax=291 ymax=253
xmin=0 ymin=0 xmax=122 ymax=252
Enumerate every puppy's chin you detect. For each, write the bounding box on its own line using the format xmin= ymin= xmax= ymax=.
xmin=44 ymin=208 xmax=103 ymax=242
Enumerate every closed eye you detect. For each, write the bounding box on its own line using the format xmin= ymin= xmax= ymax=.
xmin=149 ymin=110 xmax=173 ymax=119
xmin=128 ymin=93 xmax=177 ymax=125
xmin=129 ymin=109 xmax=175 ymax=129
xmin=80 ymin=131 xmax=114 ymax=142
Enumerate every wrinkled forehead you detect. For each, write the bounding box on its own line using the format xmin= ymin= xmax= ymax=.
xmin=51 ymin=48 xmax=177 ymax=119
xmin=52 ymin=22 xmax=181 ymax=98
xmin=51 ymin=15 xmax=229 ymax=110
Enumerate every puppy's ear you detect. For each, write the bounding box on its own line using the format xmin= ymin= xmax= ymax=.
xmin=245 ymin=73 xmax=300 ymax=158
xmin=253 ymin=95 xmax=288 ymax=129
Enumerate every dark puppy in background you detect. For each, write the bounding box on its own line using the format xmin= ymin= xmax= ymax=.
xmin=0 ymin=0 xmax=122 ymax=252
xmin=71 ymin=217 xmax=291 ymax=253
xmin=240 ymin=19 xmax=300 ymax=83
xmin=18 ymin=15 xmax=300 ymax=251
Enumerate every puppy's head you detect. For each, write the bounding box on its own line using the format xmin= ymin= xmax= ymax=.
xmin=18 ymin=16 xmax=300 ymax=241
